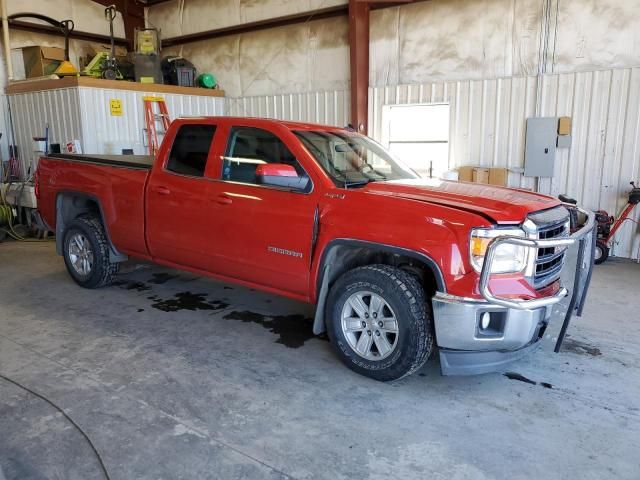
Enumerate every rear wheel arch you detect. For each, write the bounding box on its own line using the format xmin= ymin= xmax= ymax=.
xmin=312 ymin=239 xmax=445 ymax=335
xmin=55 ymin=192 xmax=127 ymax=262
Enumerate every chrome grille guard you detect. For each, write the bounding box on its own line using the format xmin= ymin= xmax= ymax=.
xmin=479 ymin=207 xmax=596 ymax=311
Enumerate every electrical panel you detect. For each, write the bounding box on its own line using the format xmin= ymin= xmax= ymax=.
xmin=524 ymin=117 xmax=558 ymax=177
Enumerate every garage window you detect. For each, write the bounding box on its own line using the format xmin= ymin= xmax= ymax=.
xmin=167 ymin=124 xmax=216 ymax=177
xmin=381 ymin=104 xmax=450 ymax=178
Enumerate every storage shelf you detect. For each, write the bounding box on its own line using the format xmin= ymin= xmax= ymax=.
xmin=6 ymin=76 xmax=225 ymax=97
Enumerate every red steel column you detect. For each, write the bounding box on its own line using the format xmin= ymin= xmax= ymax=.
xmin=349 ymin=0 xmax=370 ymax=135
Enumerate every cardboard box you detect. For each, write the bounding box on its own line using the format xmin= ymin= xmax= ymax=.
xmin=21 ymin=46 xmax=65 ymax=78
xmin=488 ymin=167 xmax=508 ymax=186
xmin=457 ymin=166 xmax=474 ymax=182
xmin=472 ymin=167 xmax=489 ymax=184
xmin=558 ymin=116 xmax=572 ymax=136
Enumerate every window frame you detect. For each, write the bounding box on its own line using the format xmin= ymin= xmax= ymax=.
xmin=381 ymin=103 xmax=451 ymax=179
xmin=220 ymin=126 xmax=314 ymax=194
xmin=164 ymin=123 xmax=218 ymax=180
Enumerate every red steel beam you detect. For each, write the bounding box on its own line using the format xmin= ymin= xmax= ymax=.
xmin=163 ymin=5 xmax=349 ymax=47
xmin=349 ymin=0 xmax=370 ymax=134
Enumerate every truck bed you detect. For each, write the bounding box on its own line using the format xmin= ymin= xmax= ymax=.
xmin=38 ymin=154 xmax=151 ymax=257
xmin=47 ymin=153 xmax=153 ymax=170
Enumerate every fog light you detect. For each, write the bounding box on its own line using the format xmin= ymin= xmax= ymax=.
xmin=480 ymin=312 xmax=491 ymax=330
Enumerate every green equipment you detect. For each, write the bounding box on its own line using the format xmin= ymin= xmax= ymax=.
xmin=81 ymin=5 xmax=122 ymax=80
xmin=83 ymin=52 xmax=123 ymax=80
xmin=196 ymin=73 xmax=217 ymax=89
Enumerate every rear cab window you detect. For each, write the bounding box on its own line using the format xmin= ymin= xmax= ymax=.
xmin=166 ymin=124 xmax=217 ymax=177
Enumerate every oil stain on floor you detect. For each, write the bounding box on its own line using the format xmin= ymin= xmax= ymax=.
xmin=148 ymin=272 xmax=180 ymax=284
xmin=125 ymin=281 xmax=151 ymax=292
xmin=148 ymin=292 xmax=229 ymax=312
xmin=223 ymin=310 xmax=323 ymax=348
xmin=561 ymin=337 xmax=602 ymax=356
xmin=504 ymin=372 xmax=553 ymax=389
xmin=115 ymin=273 xmax=321 ymax=348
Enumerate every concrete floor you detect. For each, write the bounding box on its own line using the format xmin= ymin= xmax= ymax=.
xmin=0 ymin=241 xmax=639 ymax=480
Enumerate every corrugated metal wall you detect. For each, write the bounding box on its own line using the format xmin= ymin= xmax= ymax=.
xmin=77 ymin=87 xmax=225 ymax=154
xmin=226 ymin=90 xmax=350 ymax=127
xmin=369 ymin=68 xmax=640 ymax=260
xmin=6 ymin=87 xmax=226 ymax=165
xmin=7 ymin=89 xmax=83 ymax=175
xmin=4 ymin=69 xmax=638 ymax=259
xmin=225 ymin=68 xmax=640 ymax=259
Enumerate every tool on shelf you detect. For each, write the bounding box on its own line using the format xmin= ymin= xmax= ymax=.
xmin=101 ymin=5 xmax=121 ymax=80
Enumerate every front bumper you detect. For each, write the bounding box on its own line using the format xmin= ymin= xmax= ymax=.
xmin=434 ymin=207 xmax=596 ymax=376
xmin=434 ymin=293 xmax=555 ymax=375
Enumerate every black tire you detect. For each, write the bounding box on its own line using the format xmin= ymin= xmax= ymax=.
xmin=326 ymin=264 xmax=434 ymax=382
xmin=63 ymin=215 xmax=119 ymax=288
xmin=594 ymin=241 xmax=609 ymax=265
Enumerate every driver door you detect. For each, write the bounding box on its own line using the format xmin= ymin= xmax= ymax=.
xmin=209 ymin=125 xmax=317 ymax=297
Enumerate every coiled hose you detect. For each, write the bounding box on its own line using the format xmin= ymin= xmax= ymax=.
xmin=0 ymin=204 xmax=10 ymax=225
xmin=0 ymin=198 xmax=46 ymax=241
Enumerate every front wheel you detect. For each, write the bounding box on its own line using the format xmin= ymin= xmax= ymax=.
xmin=326 ymin=265 xmax=434 ymax=381
xmin=594 ymin=241 xmax=609 ymax=265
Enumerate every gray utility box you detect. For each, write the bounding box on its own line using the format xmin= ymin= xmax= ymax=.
xmin=524 ymin=117 xmax=558 ymax=177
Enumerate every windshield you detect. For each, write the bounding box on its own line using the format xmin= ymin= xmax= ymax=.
xmin=294 ymin=130 xmax=418 ymax=187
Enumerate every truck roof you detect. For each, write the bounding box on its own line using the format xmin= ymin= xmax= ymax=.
xmin=177 ymin=116 xmax=347 ymax=132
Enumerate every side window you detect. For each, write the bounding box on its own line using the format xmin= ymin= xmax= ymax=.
xmin=166 ymin=124 xmax=216 ymax=177
xmin=222 ymin=127 xmax=307 ymax=186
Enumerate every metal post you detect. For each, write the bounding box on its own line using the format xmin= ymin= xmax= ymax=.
xmin=1 ymin=0 xmax=13 ymax=80
xmin=348 ymin=0 xmax=369 ymax=135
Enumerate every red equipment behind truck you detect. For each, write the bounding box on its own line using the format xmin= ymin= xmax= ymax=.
xmin=35 ymin=117 xmax=596 ymax=381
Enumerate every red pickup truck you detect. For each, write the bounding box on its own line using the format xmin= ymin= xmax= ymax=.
xmin=36 ymin=117 xmax=596 ymax=381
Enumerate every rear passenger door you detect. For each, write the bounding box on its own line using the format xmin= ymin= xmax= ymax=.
xmin=146 ymin=123 xmax=220 ymax=270
xmin=210 ymin=126 xmax=317 ymax=297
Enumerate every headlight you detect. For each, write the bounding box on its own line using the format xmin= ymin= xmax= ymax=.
xmin=470 ymin=227 xmax=529 ymax=274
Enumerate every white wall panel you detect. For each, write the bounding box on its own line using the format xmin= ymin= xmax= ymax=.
xmin=7 ymin=88 xmax=83 ymax=176
xmin=226 ymin=90 xmax=350 ymax=127
xmin=369 ymin=68 xmax=640 ymax=260
xmin=77 ymin=87 xmax=225 ymax=154
xmin=7 ymin=87 xmax=225 ymax=168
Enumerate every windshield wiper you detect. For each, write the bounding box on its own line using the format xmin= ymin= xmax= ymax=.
xmin=344 ymin=179 xmax=372 ymax=188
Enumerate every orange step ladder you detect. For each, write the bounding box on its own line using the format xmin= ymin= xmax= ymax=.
xmin=143 ymin=96 xmax=171 ymax=156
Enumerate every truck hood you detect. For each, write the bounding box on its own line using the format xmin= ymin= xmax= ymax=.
xmin=364 ymin=178 xmax=560 ymax=223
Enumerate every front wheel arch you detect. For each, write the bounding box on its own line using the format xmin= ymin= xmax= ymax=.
xmin=312 ymin=240 xmax=445 ymax=335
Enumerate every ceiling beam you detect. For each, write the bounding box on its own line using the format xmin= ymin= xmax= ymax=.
xmin=4 ymin=19 xmax=128 ymax=46
xmin=161 ymin=0 xmax=427 ymax=48
xmin=162 ymin=5 xmax=349 ymax=48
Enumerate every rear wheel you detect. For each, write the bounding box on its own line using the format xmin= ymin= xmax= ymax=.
xmin=326 ymin=265 xmax=433 ymax=381
xmin=594 ymin=241 xmax=609 ymax=265
xmin=63 ymin=216 xmax=119 ymax=288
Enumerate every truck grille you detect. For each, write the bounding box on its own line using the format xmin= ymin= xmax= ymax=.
xmin=527 ymin=207 xmax=570 ymax=289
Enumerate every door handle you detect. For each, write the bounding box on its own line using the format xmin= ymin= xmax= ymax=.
xmin=153 ymin=186 xmax=171 ymax=195
xmin=216 ymin=194 xmax=233 ymax=205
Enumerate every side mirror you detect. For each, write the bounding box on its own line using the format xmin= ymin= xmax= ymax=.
xmin=256 ymin=163 xmax=309 ymax=191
